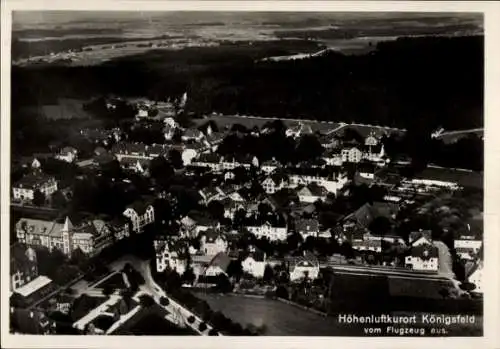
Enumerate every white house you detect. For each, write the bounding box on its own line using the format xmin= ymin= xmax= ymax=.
xmin=12 ymin=174 xmax=58 ymax=201
xmin=123 ymin=201 xmax=155 ymax=233
xmin=297 ymin=183 xmax=329 ymax=203
xmin=289 ymin=257 xmax=320 ymax=282
xmin=341 ymin=147 xmax=363 ymax=163
xmin=154 ymin=240 xmax=187 ymax=275
xmin=181 ymin=148 xmax=198 ymax=166
xmin=409 ymin=230 xmax=433 ymax=247
xmin=261 ymin=173 xmax=289 ymax=194
xmin=241 ymin=250 xmax=267 ymax=278
xmin=55 ymin=146 xmax=78 ymax=163
xmin=454 ymin=235 xmax=482 ymax=258
xmin=246 ymin=222 xmax=287 ymax=241
xmin=405 ymin=244 xmax=439 ymax=272
xmin=199 ymin=230 xmax=228 ymax=256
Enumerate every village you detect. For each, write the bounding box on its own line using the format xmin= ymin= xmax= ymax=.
xmin=9 ymin=93 xmax=484 ymax=336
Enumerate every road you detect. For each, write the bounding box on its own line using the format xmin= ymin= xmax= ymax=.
xmin=110 ymin=255 xmax=221 ymax=336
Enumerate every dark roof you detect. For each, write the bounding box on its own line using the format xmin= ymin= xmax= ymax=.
xmin=14 ymin=173 xmax=56 ymax=189
xmin=196 ymin=152 xmax=221 ymax=164
xmin=126 ymin=200 xmax=153 ymax=215
xmin=295 ymin=218 xmax=320 ymax=233
xmin=409 ymin=244 xmax=439 ymax=259
xmin=413 ymin=167 xmax=483 ymax=189
xmin=409 ymin=230 xmax=432 ymax=244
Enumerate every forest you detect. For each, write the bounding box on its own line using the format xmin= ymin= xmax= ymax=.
xmin=12 ymin=35 xmax=483 ymax=141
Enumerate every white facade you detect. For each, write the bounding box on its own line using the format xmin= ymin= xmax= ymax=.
xmin=341 ymin=147 xmax=363 ymax=163
xmin=12 ymin=177 xmax=58 ymax=201
xmin=246 ymin=223 xmax=287 ymax=241
xmin=181 ymin=149 xmax=198 ymax=166
xmin=123 ymin=205 xmax=155 ymax=233
xmin=55 ymin=149 xmax=78 ymax=163
xmin=200 ymin=235 xmax=228 ymax=256
xmin=262 ymin=177 xmax=287 ymax=194
xmin=405 ymin=255 xmax=439 ymax=272
xmin=454 ymin=239 xmax=482 ymax=254
xmin=290 ymin=262 xmax=320 ymax=282
xmin=241 ymin=257 xmax=266 ymax=278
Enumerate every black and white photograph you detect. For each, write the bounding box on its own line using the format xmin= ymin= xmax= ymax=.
xmin=1 ymin=1 xmax=499 ymax=348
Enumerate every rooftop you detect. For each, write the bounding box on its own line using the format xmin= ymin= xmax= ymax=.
xmin=14 ymin=275 xmax=53 ymax=298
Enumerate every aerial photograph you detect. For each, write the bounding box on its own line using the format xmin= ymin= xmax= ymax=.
xmin=9 ymin=11 xmax=483 ymax=337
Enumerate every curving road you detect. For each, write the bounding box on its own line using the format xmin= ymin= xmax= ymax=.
xmin=111 ymin=255 xmax=221 ymax=336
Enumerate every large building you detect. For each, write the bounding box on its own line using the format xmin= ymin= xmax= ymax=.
xmin=123 ymin=200 xmax=155 ymax=233
xmin=16 ymin=216 xmax=116 ymax=257
xmin=12 ymin=173 xmax=58 ymax=201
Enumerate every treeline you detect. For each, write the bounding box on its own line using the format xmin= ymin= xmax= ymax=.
xmin=12 ymin=35 xmax=483 ymax=130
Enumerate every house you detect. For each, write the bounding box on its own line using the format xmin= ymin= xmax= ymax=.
xmin=454 ymin=234 xmax=482 ymax=259
xmin=289 ymin=253 xmax=320 ymax=282
xmin=245 ymin=221 xmax=288 ymax=241
xmin=285 ymin=122 xmax=314 ymax=138
xmin=106 ymin=217 xmax=131 ymax=241
xmin=192 ymin=152 xmax=222 ymax=172
xmin=120 ymin=157 xmax=150 ymax=175
xmin=16 ymin=216 xmax=114 ymax=257
xmin=181 ymin=147 xmax=198 ymax=166
xmin=341 ymin=146 xmax=363 ymax=163
xmin=405 ymin=244 xmax=439 ymax=272
xmin=357 ymin=162 xmax=377 ymax=180
xmin=352 ymin=239 xmax=382 ymax=253
xmin=191 ymin=253 xmax=231 ymax=282
xmin=222 ymin=198 xmax=246 ymax=219
xmin=322 ymin=149 xmax=343 ymax=166
xmin=363 ymin=143 xmax=385 ymax=162
xmin=199 ymin=186 xmax=223 ymax=204
xmin=287 ymin=166 xmax=348 ymax=195
xmin=182 ymin=128 xmax=204 ymax=142
xmin=409 ymin=230 xmax=433 ymax=247
xmin=241 ymin=250 xmax=267 ymax=278
xmin=122 ymin=200 xmax=155 ymax=233
xmin=296 ymin=183 xmax=329 ymax=203
xmin=261 ymin=159 xmax=281 ymax=174
xmin=55 ymin=146 xmax=78 ymax=163
xmin=199 ymin=229 xmax=228 ymax=256
xmin=294 ymin=218 xmax=320 ymax=239
xmin=180 ymin=214 xmax=217 ymax=238
xmin=262 ymin=173 xmax=289 ymax=194
xmin=154 ymin=239 xmax=188 ymax=275
xmin=221 ymin=154 xmax=253 ymax=171
xmin=12 ymin=173 xmax=58 ymax=201
xmin=10 ymin=244 xmax=38 ymax=291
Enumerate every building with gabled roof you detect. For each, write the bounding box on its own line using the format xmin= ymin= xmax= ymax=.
xmin=294 ymin=218 xmax=320 ymax=239
xmin=405 ymin=244 xmax=439 ymax=272
xmin=16 ymin=216 xmax=115 ymax=257
xmin=123 ymin=200 xmax=155 ymax=234
xmin=12 ymin=173 xmax=58 ymax=201
xmin=199 ymin=229 xmax=228 ymax=256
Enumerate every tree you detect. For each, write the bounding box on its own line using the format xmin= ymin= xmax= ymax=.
xmin=207 ymin=200 xmax=224 ymax=221
xmin=149 ymin=156 xmax=174 ymax=184
xmin=159 ymin=297 xmax=170 ymax=306
xmin=286 ymin=232 xmax=304 ymax=251
xmin=340 ymin=241 xmax=355 ymax=259
xmin=181 ymin=266 xmax=196 ymax=285
xmin=33 ymin=189 xmax=46 ymax=206
xmin=368 ymin=216 xmax=392 ymax=237
xmin=139 ymin=294 xmax=155 ymax=307
xmin=262 ymin=264 xmax=275 ymax=283
xmin=215 ymin=274 xmax=232 ymax=293
xmin=226 ymin=260 xmax=243 ymax=281
xmin=296 ymin=134 xmax=325 ymax=161
xmin=199 ymin=322 xmax=208 ymax=332
xmin=168 ymin=149 xmax=184 ymax=169
xmin=275 ymin=286 xmax=289 ymax=300
xmin=70 ymin=247 xmax=86 ymax=266
xmin=51 ymin=190 xmax=68 ymax=209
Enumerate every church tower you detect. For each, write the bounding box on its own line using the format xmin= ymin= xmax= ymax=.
xmin=62 ymin=216 xmax=74 ymax=256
